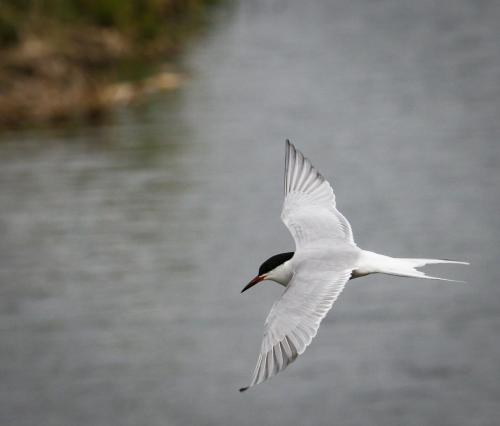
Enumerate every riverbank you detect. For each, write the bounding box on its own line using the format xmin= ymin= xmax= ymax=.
xmin=0 ymin=1 xmax=221 ymax=128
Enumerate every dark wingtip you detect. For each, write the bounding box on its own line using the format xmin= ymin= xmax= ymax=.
xmin=239 ymin=386 xmax=249 ymax=393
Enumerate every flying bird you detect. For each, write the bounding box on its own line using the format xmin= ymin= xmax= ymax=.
xmin=240 ymin=140 xmax=468 ymax=392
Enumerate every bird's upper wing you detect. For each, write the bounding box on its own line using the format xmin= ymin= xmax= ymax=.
xmin=240 ymin=264 xmax=353 ymax=391
xmin=281 ymin=140 xmax=355 ymax=247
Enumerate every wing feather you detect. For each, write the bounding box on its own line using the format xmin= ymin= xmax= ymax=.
xmin=240 ymin=268 xmax=352 ymax=391
xmin=282 ymin=140 xmax=355 ymax=246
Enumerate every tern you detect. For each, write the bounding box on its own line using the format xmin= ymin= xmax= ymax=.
xmin=240 ymin=140 xmax=468 ymax=392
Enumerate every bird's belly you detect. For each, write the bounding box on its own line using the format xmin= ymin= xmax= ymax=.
xmin=294 ymin=243 xmax=361 ymax=274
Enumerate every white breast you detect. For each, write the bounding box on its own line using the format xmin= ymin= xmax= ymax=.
xmin=266 ymin=260 xmax=294 ymax=286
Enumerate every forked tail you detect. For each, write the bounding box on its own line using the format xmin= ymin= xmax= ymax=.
xmin=357 ymin=250 xmax=469 ymax=282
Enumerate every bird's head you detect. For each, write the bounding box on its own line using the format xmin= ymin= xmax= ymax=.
xmin=242 ymin=252 xmax=294 ymax=293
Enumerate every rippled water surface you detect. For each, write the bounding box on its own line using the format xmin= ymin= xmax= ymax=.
xmin=1 ymin=1 xmax=500 ymax=425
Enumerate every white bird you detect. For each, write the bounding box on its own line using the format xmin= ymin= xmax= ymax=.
xmin=239 ymin=140 xmax=468 ymax=392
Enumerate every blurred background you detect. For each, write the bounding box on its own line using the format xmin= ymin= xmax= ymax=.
xmin=1 ymin=1 xmax=499 ymax=425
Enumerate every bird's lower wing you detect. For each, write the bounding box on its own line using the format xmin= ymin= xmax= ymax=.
xmin=240 ymin=266 xmax=352 ymax=392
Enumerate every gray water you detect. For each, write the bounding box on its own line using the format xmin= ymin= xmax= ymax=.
xmin=1 ymin=1 xmax=500 ymax=425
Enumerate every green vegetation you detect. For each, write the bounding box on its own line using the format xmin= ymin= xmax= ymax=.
xmin=0 ymin=0 xmax=219 ymax=47
xmin=0 ymin=0 xmax=222 ymax=127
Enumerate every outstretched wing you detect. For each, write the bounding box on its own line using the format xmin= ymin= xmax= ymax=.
xmin=282 ymin=140 xmax=355 ymax=247
xmin=240 ymin=141 xmax=357 ymax=392
xmin=240 ymin=265 xmax=352 ymax=391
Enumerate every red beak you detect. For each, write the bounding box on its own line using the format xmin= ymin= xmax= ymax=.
xmin=241 ymin=275 xmax=265 ymax=293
